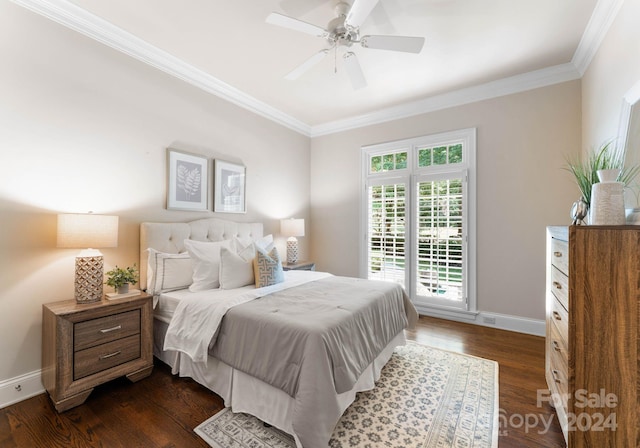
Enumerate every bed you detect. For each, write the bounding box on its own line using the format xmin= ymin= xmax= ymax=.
xmin=140 ymin=218 xmax=418 ymax=448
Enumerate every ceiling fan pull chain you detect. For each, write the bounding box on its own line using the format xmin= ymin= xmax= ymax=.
xmin=334 ymin=46 xmax=338 ymax=74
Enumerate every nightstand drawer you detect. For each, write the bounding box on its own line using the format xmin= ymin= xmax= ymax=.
xmin=74 ymin=334 xmax=141 ymax=380
xmin=74 ymin=310 xmax=140 ymax=351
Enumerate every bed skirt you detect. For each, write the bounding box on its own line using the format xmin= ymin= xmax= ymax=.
xmin=153 ymin=317 xmax=405 ymax=447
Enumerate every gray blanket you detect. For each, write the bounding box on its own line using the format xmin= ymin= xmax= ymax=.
xmin=211 ymin=276 xmax=418 ymax=448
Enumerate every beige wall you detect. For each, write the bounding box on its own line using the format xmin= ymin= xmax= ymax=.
xmin=0 ymin=3 xmax=310 ymax=381
xmin=310 ymin=81 xmax=582 ymax=320
xmin=582 ymin=0 xmax=640 ymax=155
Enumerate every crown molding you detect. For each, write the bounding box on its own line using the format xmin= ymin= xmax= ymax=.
xmin=310 ymin=63 xmax=581 ymax=137
xmin=572 ymin=0 xmax=624 ymax=76
xmin=9 ymin=0 xmax=312 ymax=136
xmin=11 ymin=0 xmax=620 ymax=139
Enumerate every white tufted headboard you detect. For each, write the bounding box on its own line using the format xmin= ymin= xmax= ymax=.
xmin=139 ymin=218 xmax=263 ymax=289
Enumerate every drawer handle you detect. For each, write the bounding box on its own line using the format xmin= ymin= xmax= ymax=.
xmin=552 ymin=311 xmax=562 ymax=321
xmin=100 ymin=325 xmax=122 ymax=334
xmin=551 ymin=369 xmax=562 ymax=384
xmin=552 ymin=340 xmax=562 ymax=352
xmin=552 ymin=281 xmax=562 ymax=290
xmin=553 ymin=251 xmax=563 ymax=258
xmin=99 ymin=351 xmax=121 ymax=360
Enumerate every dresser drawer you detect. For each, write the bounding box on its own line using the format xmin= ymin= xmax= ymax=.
xmin=74 ymin=310 xmax=141 ymax=351
xmin=74 ymin=334 xmax=141 ymax=380
xmin=550 ymin=238 xmax=568 ymax=275
xmin=550 ymin=266 xmax=568 ymax=310
xmin=548 ymin=326 xmax=568 ymax=401
xmin=550 ymin=297 xmax=568 ymax=346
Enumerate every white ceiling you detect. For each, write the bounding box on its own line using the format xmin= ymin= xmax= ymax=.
xmin=16 ymin=0 xmax=608 ymax=135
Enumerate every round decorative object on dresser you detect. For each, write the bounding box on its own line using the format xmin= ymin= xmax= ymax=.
xmin=570 ymin=198 xmax=588 ymax=225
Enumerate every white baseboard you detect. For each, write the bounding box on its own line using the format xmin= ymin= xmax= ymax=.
xmin=415 ymin=306 xmax=545 ymax=337
xmin=0 ymin=369 xmax=45 ymax=409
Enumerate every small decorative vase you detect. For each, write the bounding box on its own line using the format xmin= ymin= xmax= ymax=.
xmin=116 ymin=283 xmax=130 ymax=294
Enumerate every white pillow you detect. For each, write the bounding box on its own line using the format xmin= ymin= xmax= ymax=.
xmin=219 ymin=246 xmax=255 ymax=289
xmin=146 ymin=249 xmax=192 ymax=295
xmin=234 ymin=234 xmax=274 ymax=252
xmin=183 ymin=239 xmax=231 ymax=291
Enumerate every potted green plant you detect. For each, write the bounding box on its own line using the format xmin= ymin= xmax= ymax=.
xmin=105 ymin=264 xmax=139 ymax=294
xmin=565 ymin=140 xmax=639 ymax=207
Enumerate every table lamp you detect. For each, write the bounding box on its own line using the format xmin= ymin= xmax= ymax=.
xmin=57 ymin=213 xmax=119 ymax=303
xmin=280 ymin=218 xmax=305 ymax=264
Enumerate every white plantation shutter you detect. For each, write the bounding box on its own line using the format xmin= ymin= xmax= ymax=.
xmin=415 ymin=172 xmax=466 ymax=306
xmin=366 ymin=181 xmax=408 ymax=287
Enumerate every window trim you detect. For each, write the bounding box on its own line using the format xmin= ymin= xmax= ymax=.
xmin=360 ymin=128 xmax=477 ymax=318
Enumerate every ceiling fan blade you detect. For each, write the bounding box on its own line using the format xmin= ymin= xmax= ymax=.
xmin=361 ymin=35 xmax=425 ymax=54
xmin=343 ymin=52 xmax=367 ymax=90
xmin=345 ymin=0 xmax=380 ymax=29
xmin=285 ymin=50 xmax=329 ymax=80
xmin=266 ymin=12 xmax=327 ymax=37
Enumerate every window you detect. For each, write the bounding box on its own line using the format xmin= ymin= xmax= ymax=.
xmin=361 ymin=129 xmax=476 ymax=315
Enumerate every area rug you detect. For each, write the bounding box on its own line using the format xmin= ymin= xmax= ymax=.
xmin=195 ymin=342 xmax=499 ymax=448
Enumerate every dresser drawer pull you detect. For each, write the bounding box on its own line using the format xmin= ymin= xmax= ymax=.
xmin=552 ymin=281 xmax=562 ymax=290
xmin=99 ymin=351 xmax=121 ymax=360
xmin=551 ymin=369 xmax=563 ymax=384
xmin=553 ymin=251 xmax=563 ymax=258
xmin=99 ymin=325 xmax=122 ymax=334
xmin=552 ymin=340 xmax=562 ymax=352
xmin=552 ymin=311 xmax=562 ymax=321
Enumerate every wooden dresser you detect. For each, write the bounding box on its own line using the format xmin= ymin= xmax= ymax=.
xmin=42 ymin=293 xmax=153 ymax=412
xmin=546 ymin=226 xmax=640 ymax=447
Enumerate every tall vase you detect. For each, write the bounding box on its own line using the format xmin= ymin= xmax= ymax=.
xmin=590 ymin=169 xmax=625 ymax=225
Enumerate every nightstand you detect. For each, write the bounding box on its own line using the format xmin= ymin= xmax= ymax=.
xmin=282 ymin=261 xmax=316 ymax=271
xmin=42 ymin=293 xmax=153 ymax=412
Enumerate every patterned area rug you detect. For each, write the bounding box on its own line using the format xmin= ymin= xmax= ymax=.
xmin=195 ymin=342 xmax=499 ymax=448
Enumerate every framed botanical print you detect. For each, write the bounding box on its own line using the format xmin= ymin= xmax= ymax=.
xmin=214 ymin=160 xmax=246 ymax=213
xmin=166 ymin=148 xmax=208 ymax=211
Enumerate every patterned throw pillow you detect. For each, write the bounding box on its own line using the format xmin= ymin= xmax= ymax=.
xmin=253 ymin=246 xmax=284 ymax=288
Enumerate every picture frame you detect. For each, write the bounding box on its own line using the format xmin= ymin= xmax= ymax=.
xmin=214 ymin=160 xmax=246 ymax=213
xmin=166 ymin=148 xmax=209 ymax=211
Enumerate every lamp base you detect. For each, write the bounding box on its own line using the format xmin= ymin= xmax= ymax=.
xmin=286 ymin=238 xmax=299 ymax=264
xmin=75 ymin=255 xmax=104 ymax=303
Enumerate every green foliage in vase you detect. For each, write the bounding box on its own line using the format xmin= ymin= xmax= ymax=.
xmin=565 ymin=140 xmax=640 ymax=206
xmin=105 ymin=264 xmax=139 ymax=288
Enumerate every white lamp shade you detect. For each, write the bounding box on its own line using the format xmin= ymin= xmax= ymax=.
xmin=280 ymin=218 xmax=305 ymax=238
xmin=57 ymin=214 xmax=119 ymax=248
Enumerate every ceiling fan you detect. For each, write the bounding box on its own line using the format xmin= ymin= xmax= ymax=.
xmin=266 ymin=0 xmax=425 ymax=89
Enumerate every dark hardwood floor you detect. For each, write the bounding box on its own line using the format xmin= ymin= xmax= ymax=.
xmin=0 ymin=316 xmax=565 ymax=447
